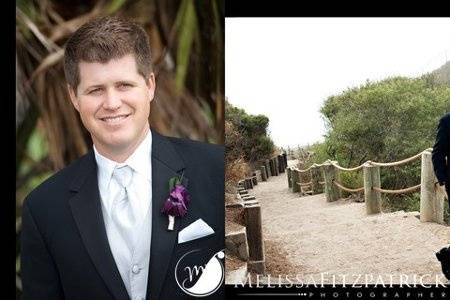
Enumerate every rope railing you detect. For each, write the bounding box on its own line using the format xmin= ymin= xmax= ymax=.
xmin=296 ymin=162 xmax=326 ymax=173
xmin=298 ymin=167 xmax=312 ymax=173
xmin=372 ymin=184 xmax=421 ymax=194
xmin=332 ymin=180 xmax=365 ymax=193
xmin=288 ymin=147 xmax=443 ymax=224
xmin=295 ymin=148 xmax=431 ymax=194
xmin=298 ymin=148 xmax=431 ymax=173
xmin=331 ymin=162 xmax=364 ymax=172
xmin=368 ymin=150 xmax=425 ymax=167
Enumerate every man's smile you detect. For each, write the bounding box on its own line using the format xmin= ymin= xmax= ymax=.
xmin=100 ymin=113 xmax=131 ymax=124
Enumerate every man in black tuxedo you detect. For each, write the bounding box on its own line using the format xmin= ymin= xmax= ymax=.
xmin=20 ymin=17 xmax=224 ymax=300
xmin=432 ymin=111 xmax=450 ymax=216
xmin=431 ymin=111 xmax=450 ymax=281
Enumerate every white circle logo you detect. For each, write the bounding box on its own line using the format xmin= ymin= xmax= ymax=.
xmin=175 ymin=249 xmax=225 ymax=297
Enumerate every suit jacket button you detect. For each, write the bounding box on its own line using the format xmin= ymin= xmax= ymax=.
xmin=132 ymin=264 xmax=140 ymax=274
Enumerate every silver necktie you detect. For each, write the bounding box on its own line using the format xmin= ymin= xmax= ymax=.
xmin=111 ymin=165 xmax=137 ymax=248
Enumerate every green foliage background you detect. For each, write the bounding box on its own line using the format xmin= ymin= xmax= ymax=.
xmin=16 ymin=0 xmax=224 ymax=298
xmin=225 ymin=101 xmax=275 ymax=163
xmin=306 ymin=75 xmax=450 ymax=215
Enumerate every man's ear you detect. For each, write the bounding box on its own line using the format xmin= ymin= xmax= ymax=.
xmin=146 ymin=73 xmax=156 ymax=102
xmin=67 ymin=85 xmax=80 ymax=111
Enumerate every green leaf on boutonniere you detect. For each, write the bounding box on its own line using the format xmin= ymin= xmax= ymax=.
xmin=168 ymin=176 xmax=182 ymax=191
xmin=169 ymin=176 xmax=177 ymax=191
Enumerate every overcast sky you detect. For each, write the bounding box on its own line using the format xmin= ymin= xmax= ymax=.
xmin=225 ymin=18 xmax=450 ymax=149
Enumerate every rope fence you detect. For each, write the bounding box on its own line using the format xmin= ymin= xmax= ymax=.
xmin=296 ymin=149 xmax=426 ymax=195
xmin=287 ymin=148 xmax=445 ymax=225
xmin=372 ymin=184 xmax=421 ymax=195
xmin=331 ymin=162 xmax=364 ymax=172
xmin=332 ymin=180 xmax=365 ymax=193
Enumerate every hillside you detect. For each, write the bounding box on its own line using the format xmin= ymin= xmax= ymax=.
xmin=431 ymin=61 xmax=450 ymax=86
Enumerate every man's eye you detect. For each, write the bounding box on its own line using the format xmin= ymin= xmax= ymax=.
xmin=118 ymin=83 xmax=132 ymax=89
xmin=88 ymin=88 xmax=102 ymax=95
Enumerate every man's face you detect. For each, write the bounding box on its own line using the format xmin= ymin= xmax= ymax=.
xmin=68 ymin=54 xmax=155 ymax=158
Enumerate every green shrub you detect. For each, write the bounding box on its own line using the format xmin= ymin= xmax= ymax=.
xmin=225 ymin=101 xmax=275 ymax=163
xmin=300 ymin=76 xmax=450 ymax=212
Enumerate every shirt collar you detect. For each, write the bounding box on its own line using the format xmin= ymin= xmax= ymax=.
xmin=93 ymin=129 xmax=152 ymax=183
xmin=124 ymin=129 xmax=152 ymax=181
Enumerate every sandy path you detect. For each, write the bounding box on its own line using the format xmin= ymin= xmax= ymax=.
xmin=252 ymin=164 xmax=450 ymax=284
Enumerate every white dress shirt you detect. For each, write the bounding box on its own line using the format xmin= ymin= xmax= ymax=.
xmin=94 ymin=130 xmax=152 ymax=300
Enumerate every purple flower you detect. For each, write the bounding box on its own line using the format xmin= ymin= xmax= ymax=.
xmin=161 ymin=184 xmax=191 ymax=217
xmin=170 ymin=184 xmax=191 ymax=206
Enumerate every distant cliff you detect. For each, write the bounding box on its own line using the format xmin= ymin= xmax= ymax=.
xmin=431 ymin=61 xmax=450 ymax=86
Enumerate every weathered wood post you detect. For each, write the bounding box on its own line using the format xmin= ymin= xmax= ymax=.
xmin=322 ymin=161 xmax=341 ymax=202
xmin=273 ymin=158 xmax=279 ymax=176
xmin=276 ymin=157 xmax=280 ymax=175
xmin=363 ymin=162 xmax=381 ymax=214
xmin=268 ymin=159 xmax=275 ymax=177
xmin=253 ymin=170 xmax=262 ymax=182
xmin=310 ymin=165 xmax=321 ymax=194
xmin=292 ymin=168 xmax=300 ymax=193
xmin=245 ymin=178 xmax=253 ymax=189
xmin=318 ymin=165 xmax=325 ymax=193
xmin=277 ymin=155 xmax=281 ymax=173
xmin=277 ymin=158 xmax=281 ymax=175
xmin=260 ymin=165 xmax=267 ymax=181
xmin=278 ymin=155 xmax=285 ymax=173
xmin=238 ymin=180 xmax=244 ymax=187
xmin=250 ymin=173 xmax=258 ymax=186
xmin=264 ymin=160 xmax=271 ymax=178
xmin=272 ymin=158 xmax=276 ymax=176
xmin=420 ymin=149 xmax=444 ymax=224
xmin=245 ymin=204 xmax=266 ymax=274
xmin=269 ymin=158 xmax=276 ymax=176
xmin=287 ymin=167 xmax=292 ymax=188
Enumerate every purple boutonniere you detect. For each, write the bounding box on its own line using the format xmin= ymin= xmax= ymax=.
xmin=161 ymin=173 xmax=191 ymax=231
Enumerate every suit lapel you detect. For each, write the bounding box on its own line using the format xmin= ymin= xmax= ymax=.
xmin=68 ymin=151 xmax=130 ymax=300
xmin=146 ymin=131 xmax=187 ymax=300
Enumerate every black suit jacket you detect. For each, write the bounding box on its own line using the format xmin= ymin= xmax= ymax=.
xmin=20 ymin=130 xmax=225 ymax=300
xmin=432 ymin=112 xmax=450 ymax=187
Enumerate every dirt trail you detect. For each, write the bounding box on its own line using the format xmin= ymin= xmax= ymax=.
xmin=252 ymin=162 xmax=450 ymax=284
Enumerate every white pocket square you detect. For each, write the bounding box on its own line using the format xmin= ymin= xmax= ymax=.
xmin=178 ymin=218 xmax=214 ymax=244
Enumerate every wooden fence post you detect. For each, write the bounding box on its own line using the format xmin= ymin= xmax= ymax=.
xmin=278 ymin=155 xmax=285 ymax=173
xmin=363 ymin=162 xmax=381 ymax=214
xmin=260 ymin=165 xmax=267 ymax=181
xmin=292 ymin=169 xmax=300 ymax=193
xmin=245 ymin=204 xmax=266 ymax=274
xmin=287 ymin=167 xmax=292 ymax=188
xmin=251 ymin=175 xmax=258 ymax=186
xmin=420 ymin=150 xmax=444 ymax=224
xmin=245 ymin=178 xmax=253 ymax=189
xmin=255 ymin=170 xmax=263 ymax=182
xmin=310 ymin=165 xmax=321 ymax=194
xmin=276 ymin=157 xmax=280 ymax=175
xmin=269 ymin=159 xmax=274 ymax=177
xmin=273 ymin=158 xmax=279 ymax=176
xmin=323 ymin=161 xmax=341 ymax=202
xmin=265 ymin=160 xmax=271 ymax=178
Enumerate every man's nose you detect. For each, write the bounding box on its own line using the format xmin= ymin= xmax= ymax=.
xmin=103 ymin=89 xmax=122 ymax=110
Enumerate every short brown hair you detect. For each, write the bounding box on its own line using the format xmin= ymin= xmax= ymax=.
xmin=64 ymin=16 xmax=152 ymax=91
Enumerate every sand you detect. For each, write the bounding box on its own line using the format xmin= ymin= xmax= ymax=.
xmin=250 ymin=163 xmax=450 ymax=284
